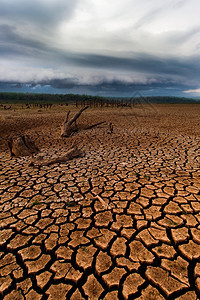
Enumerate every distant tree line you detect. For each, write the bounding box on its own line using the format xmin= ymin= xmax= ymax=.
xmin=0 ymin=92 xmax=78 ymax=104
xmin=0 ymin=92 xmax=199 ymax=105
xmin=144 ymin=96 xmax=199 ymax=104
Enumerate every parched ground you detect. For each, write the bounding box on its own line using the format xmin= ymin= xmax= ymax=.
xmin=0 ymin=104 xmax=200 ymax=299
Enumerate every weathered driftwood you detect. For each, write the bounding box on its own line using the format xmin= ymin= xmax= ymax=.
xmin=29 ymin=147 xmax=84 ymax=167
xmin=61 ymin=106 xmax=106 ymax=137
xmin=8 ymin=135 xmax=39 ymax=157
xmin=61 ymin=106 xmax=89 ymax=137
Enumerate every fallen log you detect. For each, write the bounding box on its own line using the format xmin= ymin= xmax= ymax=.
xmin=29 ymin=147 xmax=84 ymax=167
xmin=8 ymin=135 xmax=39 ymax=157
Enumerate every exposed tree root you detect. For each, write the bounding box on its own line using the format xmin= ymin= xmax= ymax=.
xmin=29 ymin=147 xmax=84 ymax=167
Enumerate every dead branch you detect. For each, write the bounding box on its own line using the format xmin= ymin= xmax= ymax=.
xmin=8 ymin=135 xmax=39 ymax=157
xmin=29 ymin=147 xmax=84 ymax=167
xmin=64 ymin=110 xmax=70 ymax=124
xmin=68 ymin=106 xmax=89 ymax=126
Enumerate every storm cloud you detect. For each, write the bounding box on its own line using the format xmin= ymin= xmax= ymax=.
xmin=0 ymin=0 xmax=78 ymax=29
xmin=0 ymin=0 xmax=200 ymax=96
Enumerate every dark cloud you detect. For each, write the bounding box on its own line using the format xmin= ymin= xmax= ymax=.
xmin=0 ymin=24 xmax=48 ymax=58
xmin=1 ymin=24 xmax=199 ymax=83
xmin=45 ymin=76 xmax=190 ymax=91
xmin=0 ymin=77 xmax=190 ymax=97
xmin=1 ymin=28 xmax=200 ymax=92
xmin=45 ymin=78 xmax=79 ymax=89
xmin=0 ymin=0 xmax=78 ymax=29
xmin=68 ymin=53 xmax=200 ymax=79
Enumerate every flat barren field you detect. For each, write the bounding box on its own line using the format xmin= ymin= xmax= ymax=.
xmin=0 ymin=104 xmax=200 ymax=299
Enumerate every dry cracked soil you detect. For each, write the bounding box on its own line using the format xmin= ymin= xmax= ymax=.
xmin=0 ymin=103 xmax=200 ymax=299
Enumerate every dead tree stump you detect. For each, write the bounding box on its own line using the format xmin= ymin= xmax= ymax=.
xmin=8 ymin=135 xmax=39 ymax=157
xmin=61 ymin=106 xmax=89 ymax=137
xmin=61 ymin=106 xmax=106 ymax=137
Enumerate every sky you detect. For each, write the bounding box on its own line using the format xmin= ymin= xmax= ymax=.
xmin=0 ymin=0 xmax=200 ymax=97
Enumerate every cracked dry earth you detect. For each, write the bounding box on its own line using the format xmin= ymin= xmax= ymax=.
xmin=0 ymin=104 xmax=200 ymax=299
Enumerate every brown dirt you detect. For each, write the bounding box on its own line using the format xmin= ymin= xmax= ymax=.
xmin=0 ymin=103 xmax=200 ymax=299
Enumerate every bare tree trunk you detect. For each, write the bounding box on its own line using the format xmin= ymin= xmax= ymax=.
xmin=8 ymin=135 xmax=39 ymax=157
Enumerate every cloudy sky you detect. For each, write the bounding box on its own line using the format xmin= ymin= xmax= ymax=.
xmin=0 ymin=0 xmax=200 ymax=96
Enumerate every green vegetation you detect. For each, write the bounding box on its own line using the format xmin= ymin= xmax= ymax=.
xmin=32 ymin=199 xmax=40 ymax=206
xmin=0 ymin=92 xmax=106 ymax=104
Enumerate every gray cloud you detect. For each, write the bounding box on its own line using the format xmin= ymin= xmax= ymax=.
xmin=67 ymin=53 xmax=200 ymax=79
xmin=0 ymin=24 xmax=46 ymax=55
xmin=1 ymin=23 xmax=199 ymax=80
xmin=0 ymin=0 xmax=200 ymax=96
xmin=166 ymin=26 xmax=200 ymax=45
xmin=45 ymin=77 xmax=187 ymax=91
xmin=0 ymin=76 xmax=190 ymax=98
xmin=0 ymin=0 xmax=78 ymax=29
